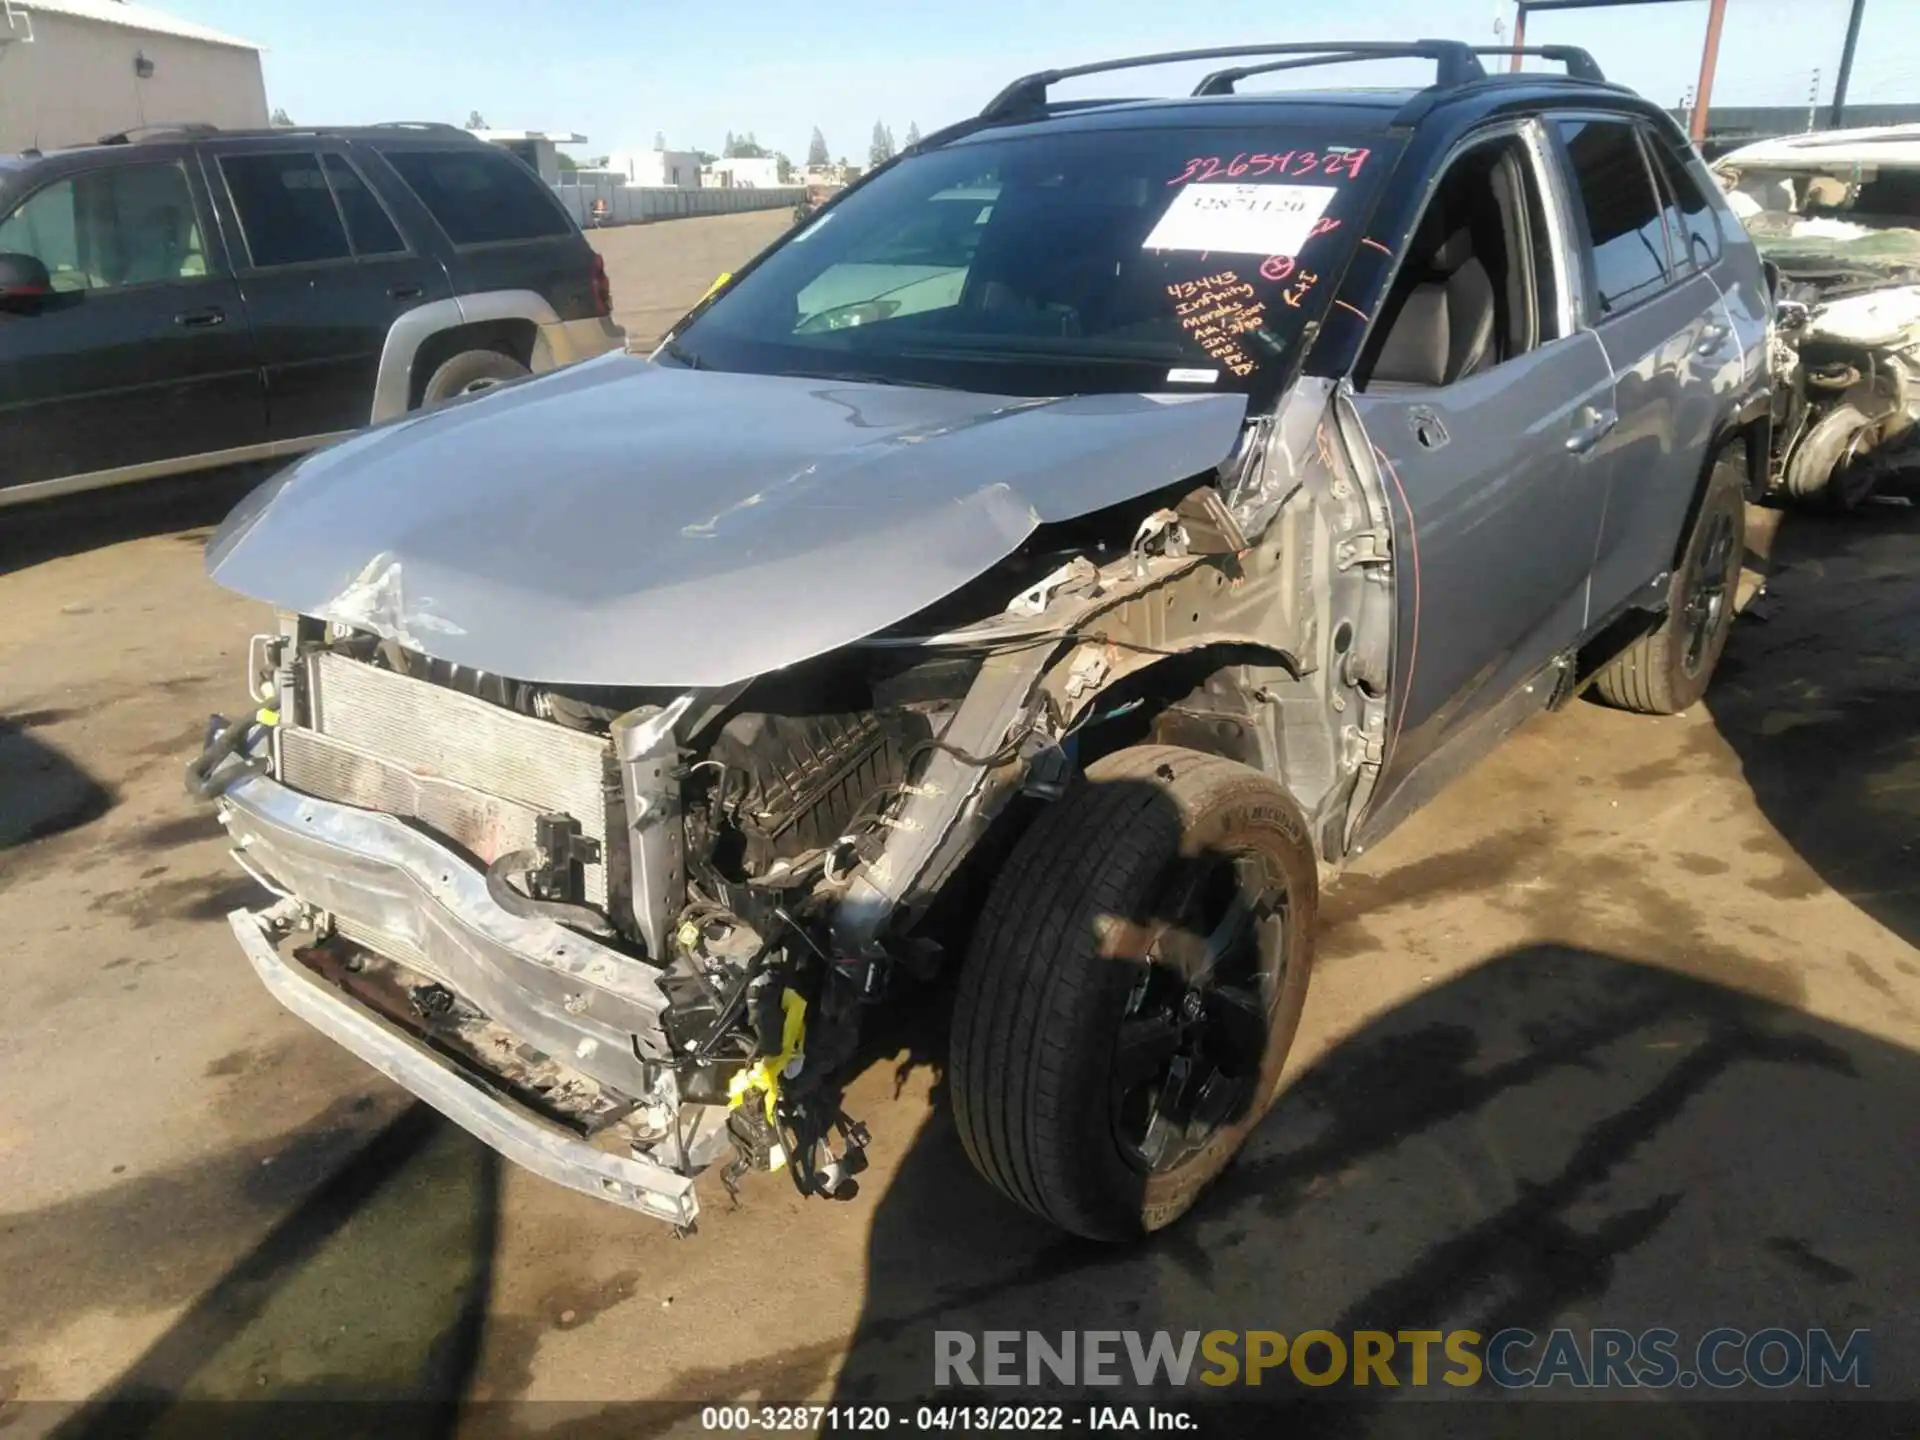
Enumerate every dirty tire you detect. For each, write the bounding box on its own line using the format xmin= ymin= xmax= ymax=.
xmin=950 ymin=745 xmax=1317 ymax=1242
xmin=420 ymin=349 xmax=528 ymax=407
xmin=1591 ymin=448 xmax=1747 ymax=715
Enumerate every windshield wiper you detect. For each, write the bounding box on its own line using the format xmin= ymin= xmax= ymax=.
xmin=780 ymin=368 xmax=957 ymax=390
xmin=658 ymin=337 xmax=706 ymax=370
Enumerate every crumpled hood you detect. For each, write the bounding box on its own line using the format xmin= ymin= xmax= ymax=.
xmin=1805 ymin=284 xmax=1920 ymax=348
xmin=207 ymin=354 xmax=1248 ymax=687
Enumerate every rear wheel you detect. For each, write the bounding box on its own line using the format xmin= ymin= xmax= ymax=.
xmin=420 ymin=349 xmax=528 ymax=407
xmin=1591 ymin=446 xmax=1747 ymax=715
xmin=950 ymin=745 xmax=1317 ymax=1241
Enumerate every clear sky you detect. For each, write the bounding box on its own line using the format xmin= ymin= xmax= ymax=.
xmin=165 ymin=0 xmax=1920 ymax=163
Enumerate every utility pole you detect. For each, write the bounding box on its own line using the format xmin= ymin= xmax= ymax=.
xmin=1690 ymin=0 xmax=1729 ymax=142
xmin=1807 ymin=68 xmax=1821 ymax=133
xmin=1830 ymin=0 xmax=1867 ymax=129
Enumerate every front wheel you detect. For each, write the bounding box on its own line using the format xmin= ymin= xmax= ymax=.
xmin=949 ymin=745 xmax=1317 ymax=1241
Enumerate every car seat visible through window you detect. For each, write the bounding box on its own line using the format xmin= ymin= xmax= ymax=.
xmin=1361 ymin=141 xmax=1538 ymax=389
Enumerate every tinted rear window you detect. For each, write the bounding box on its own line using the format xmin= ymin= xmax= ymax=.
xmin=221 ymin=151 xmax=351 ymax=267
xmin=381 ymin=146 xmax=571 ymax=245
xmin=1645 ymin=132 xmax=1720 ymax=269
xmin=323 ymin=152 xmax=405 ymax=255
xmin=1557 ymin=119 xmax=1672 ymax=315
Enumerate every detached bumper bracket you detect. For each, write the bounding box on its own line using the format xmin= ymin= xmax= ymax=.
xmin=227 ymin=908 xmax=699 ymax=1228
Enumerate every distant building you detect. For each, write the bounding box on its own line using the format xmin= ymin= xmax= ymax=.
xmin=0 ymin=0 xmax=266 ymax=153
xmin=704 ymin=155 xmax=785 ymax=189
xmin=471 ymin=128 xmax=588 ymax=185
xmin=604 ymin=148 xmax=702 ymax=190
xmin=803 ymin=161 xmax=862 ymax=187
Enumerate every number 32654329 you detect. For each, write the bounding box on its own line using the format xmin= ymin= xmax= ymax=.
xmin=1169 ymin=148 xmax=1369 ymax=185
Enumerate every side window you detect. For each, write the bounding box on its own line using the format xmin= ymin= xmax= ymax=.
xmin=1556 ymin=119 xmax=1671 ymax=316
xmin=1644 ymin=132 xmax=1721 ymax=269
xmin=0 ymin=163 xmax=208 ymax=291
xmin=323 ymin=153 xmax=406 ymax=255
xmin=1357 ymin=135 xmax=1554 ymax=390
xmin=379 ymin=147 xmax=572 ymax=245
xmin=221 ymin=151 xmax=351 ymax=267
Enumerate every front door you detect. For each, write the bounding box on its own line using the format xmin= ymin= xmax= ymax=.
xmin=1352 ymin=330 xmax=1617 ymax=785
xmin=206 ymin=145 xmax=450 ymax=442
xmin=0 ymin=156 xmax=263 ymax=495
xmin=1344 ymin=124 xmax=1617 ymax=805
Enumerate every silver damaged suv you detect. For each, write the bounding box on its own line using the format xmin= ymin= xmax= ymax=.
xmin=191 ymin=41 xmax=1769 ymax=1240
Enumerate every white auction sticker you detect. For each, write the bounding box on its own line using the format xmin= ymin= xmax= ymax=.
xmin=1143 ymin=182 xmax=1339 ymax=258
xmin=1165 ymin=367 xmax=1220 ymax=384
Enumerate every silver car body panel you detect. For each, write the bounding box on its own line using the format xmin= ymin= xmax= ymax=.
xmin=207 ymin=356 xmax=1251 ymax=687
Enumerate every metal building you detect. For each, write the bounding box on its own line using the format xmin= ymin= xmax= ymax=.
xmin=0 ymin=0 xmax=266 ymax=153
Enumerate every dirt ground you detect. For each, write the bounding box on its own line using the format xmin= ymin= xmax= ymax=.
xmin=590 ymin=209 xmax=791 ymax=349
xmin=1 ymin=210 xmax=1915 ymax=1434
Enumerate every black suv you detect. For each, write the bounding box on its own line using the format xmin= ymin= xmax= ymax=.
xmin=0 ymin=122 xmax=623 ymax=508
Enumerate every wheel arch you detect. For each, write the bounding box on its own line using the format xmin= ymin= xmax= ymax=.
xmin=1679 ymin=411 xmax=1765 ymax=565
xmin=405 ymin=321 xmax=539 ymax=410
xmin=370 ymin=290 xmax=562 ymax=422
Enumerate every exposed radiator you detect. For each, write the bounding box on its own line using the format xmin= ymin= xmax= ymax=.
xmin=282 ymin=653 xmax=614 ymax=906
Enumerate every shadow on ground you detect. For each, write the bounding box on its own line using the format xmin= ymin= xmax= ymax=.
xmin=1707 ymin=499 xmax=1920 ymax=951
xmin=824 ymin=941 xmax=1913 ymax=1428
xmin=0 ymin=711 xmax=115 ymax=851
xmin=0 ymin=465 xmax=269 ymax=580
xmin=38 ymin=1104 xmax=501 ymax=1440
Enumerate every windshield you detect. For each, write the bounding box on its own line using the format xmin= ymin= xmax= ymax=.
xmin=1718 ymin=162 xmax=1920 ymax=276
xmin=670 ymin=123 xmax=1398 ymax=399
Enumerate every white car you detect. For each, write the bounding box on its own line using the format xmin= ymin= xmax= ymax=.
xmin=1715 ymin=124 xmax=1920 ymax=508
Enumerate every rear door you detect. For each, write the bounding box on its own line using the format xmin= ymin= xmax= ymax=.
xmin=1552 ymin=116 xmax=1730 ymax=621
xmin=206 ymin=142 xmax=451 ymax=442
xmin=367 ymin=142 xmax=598 ymax=321
xmin=0 ymin=152 xmax=262 ymax=493
xmin=1348 ymin=122 xmax=1617 ymax=791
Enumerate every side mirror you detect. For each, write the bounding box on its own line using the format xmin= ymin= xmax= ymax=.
xmin=0 ymin=252 xmax=52 ymax=310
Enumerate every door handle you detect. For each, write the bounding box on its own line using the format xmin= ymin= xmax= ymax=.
xmin=1695 ymin=323 xmax=1731 ymax=357
xmin=174 ymin=306 xmax=226 ymax=328
xmin=388 ymin=284 xmax=424 ymax=301
xmin=1565 ymin=404 xmax=1619 ymax=455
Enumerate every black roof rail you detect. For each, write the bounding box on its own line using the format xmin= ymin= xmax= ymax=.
xmin=983 ymin=41 xmax=1487 ymax=120
xmin=98 ymin=122 xmax=219 ymax=145
xmin=1194 ymin=52 xmax=1395 ymax=96
xmin=370 ymin=121 xmax=480 ymax=138
xmin=1471 ymin=46 xmax=1605 ymax=82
